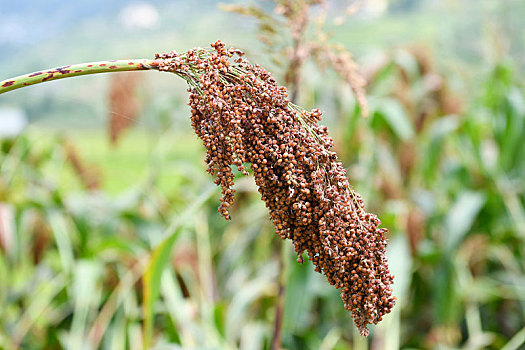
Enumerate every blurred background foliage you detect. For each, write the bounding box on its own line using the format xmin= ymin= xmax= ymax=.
xmin=1 ymin=0 xmax=524 ymax=349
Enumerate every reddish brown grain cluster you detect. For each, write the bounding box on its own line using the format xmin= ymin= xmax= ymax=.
xmin=156 ymin=41 xmax=395 ymax=336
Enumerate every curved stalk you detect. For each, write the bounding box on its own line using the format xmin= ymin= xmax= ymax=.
xmin=0 ymin=59 xmax=161 ymax=94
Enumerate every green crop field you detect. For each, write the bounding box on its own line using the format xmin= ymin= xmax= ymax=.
xmin=1 ymin=1 xmax=525 ymax=349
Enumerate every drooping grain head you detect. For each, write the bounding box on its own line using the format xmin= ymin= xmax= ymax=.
xmin=156 ymin=41 xmax=396 ymax=336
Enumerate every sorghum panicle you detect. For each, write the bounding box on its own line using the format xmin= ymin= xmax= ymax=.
xmin=156 ymin=41 xmax=396 ymax=336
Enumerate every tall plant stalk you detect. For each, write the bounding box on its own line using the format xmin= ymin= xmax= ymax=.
xmin=0 ymin=59 xmax=159 ymax=94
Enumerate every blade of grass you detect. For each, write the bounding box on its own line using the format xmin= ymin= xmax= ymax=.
xmin=374 ymin=98 xmax=415 ymax=141
xmin=226 ymin=264 xmax=277 ymax=343
xmin=194 ymin=210 xmax=225 ymax=347
xmin=445 ymin=191 xmax=486 ymax=252
xmin=239 ymin=323 xmax=267 ymax=350
xmin=89 ymin=186 xmax=216 ymax=349
xmin=160 ymin=270 xmax=195 ymax=346
xmin=319 ymin=328 xmax=341 ymax=350
xmin=68 ymin=260 xmax=102 ymax=350
xmin=143 ymin=186 xmax=217 ymax=349
xmin=129 ymin=322 xmax=144 ymax=350
xmin=353 ymin=326 xmax=368 ymax=349
xmin=47 ymin=210 xmax=75 ymax=274
xmin=87 ymin=255 xmax=149 ymax=348
xmin=106 ymin=309 xmax=127 ymax=350
xmin=376 ymin=234 xmax=412 ymax=349
xmin=501 ymin=327 xmax=525 ymax=350
xmin=12 ymin=273 xmax=67 ymax=347
xmin=143 ymin=226 xmax=183 ymax=349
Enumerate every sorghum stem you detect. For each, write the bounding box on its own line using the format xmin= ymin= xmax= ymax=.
xmin=0 ymin=59 xmax=160 ymax=94
xmin=271 ymin=240 xmax=288 ymax=350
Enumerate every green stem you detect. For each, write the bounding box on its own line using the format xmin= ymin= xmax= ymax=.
xmin=0 ymin=59 xmax=160 ymax=94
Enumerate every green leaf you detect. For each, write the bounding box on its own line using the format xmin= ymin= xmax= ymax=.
xmin=239 ymin=323 xmax=267 ymax=350
xmin=283 ymin=254 xmax=315 ymax=333
xmin=374 ymin=98 xmax=415 ymax=140
xmin=393 ymin=49 xmax=420 ymax=80
xmin=142 ymin=186 xmax=216 ymax=349
xmin=445 ymin=191 xmax=486 ymax=251
xmin=12 ymin=274 xmax=67 ymax=346
xmin=68 ymin=260 xmax=102 ymax=349
xmin=375 ymin=234 xmax=412 ymax=348
xmin=433 ymin=257 xmax=458 ymax=325
xmin=500 ymin=87 xmax=525 ymax=170
xmin=143 ymin=226 xmax=183 ymax=350
xmin=501 ymin=326 xmax=525 ymax=350
xmin=47 ymin=210 xmax=75 ymax=273
xmin=226 ymin=265 xmax=277 ymax=340
xmin=422 ymin=116 xmax=459 ymax=182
